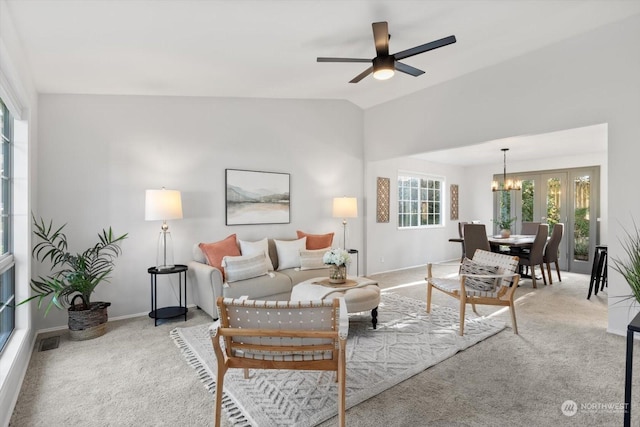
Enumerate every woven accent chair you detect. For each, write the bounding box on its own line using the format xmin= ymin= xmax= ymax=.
xmin=426 ymin=250 xmax=521 ymax=336
xmin=210 ymin=297 xmax=349 ymax=427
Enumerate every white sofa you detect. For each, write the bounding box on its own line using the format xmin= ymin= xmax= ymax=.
xmin=188 ymin=239 xmax=331 ymax=319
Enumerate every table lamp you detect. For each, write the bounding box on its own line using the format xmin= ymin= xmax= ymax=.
xmin=333 ymin=197 xmax=358 ymax=249
xmin=145 ymin=188 xmax=183 ymax=270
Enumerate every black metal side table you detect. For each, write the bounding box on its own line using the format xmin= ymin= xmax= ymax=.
xmin=348 ymin=249 xmax=359 ymax=276
xmin=624 ymin=312 xmax=640 ymax=426
xmin=148 ymin=264 xmax=188 ymax=326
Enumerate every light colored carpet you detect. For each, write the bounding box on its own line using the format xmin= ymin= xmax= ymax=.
xmin=9 ymin=266 xmax=636 ymax=426
xmin=172 ymin=293 xmax=505 ymax=427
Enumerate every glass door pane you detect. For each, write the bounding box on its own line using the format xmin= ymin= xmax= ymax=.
xmin=521 ymin=179 xmax=535 ymax=223
xmin=546 ymin=177 xmax=562 ymax=235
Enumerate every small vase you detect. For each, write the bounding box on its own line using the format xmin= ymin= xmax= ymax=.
xmin=500 ymin=229 xmax=511 ymax=238
xmin=329 ymin=265 xmax=347 ymax=284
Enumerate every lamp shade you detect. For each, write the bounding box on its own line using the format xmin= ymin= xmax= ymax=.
xmin=333 ymin=197 xmax=358 ymax=218
xmin=145 ymin=189 xmax=183 ymax=221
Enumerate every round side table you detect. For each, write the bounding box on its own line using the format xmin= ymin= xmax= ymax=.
xmin=148 ymin=264 xmax=188 ymax=326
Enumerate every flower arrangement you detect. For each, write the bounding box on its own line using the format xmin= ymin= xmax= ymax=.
xmin=323 ymin=248 xmax=351 ymax=267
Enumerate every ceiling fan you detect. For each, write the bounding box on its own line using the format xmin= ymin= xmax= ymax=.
xmin=317 ymin=21 xmax=456 ymax=83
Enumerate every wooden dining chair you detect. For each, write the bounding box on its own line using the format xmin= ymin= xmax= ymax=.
xmin=211 ymin=297 xmax=349 ymax=427
xmin=543 ymin=223 xmax=564 ymax=284
xmin=463 ymin=223 xmax=491 ymax=259
xmin=457 ymin=221 xmax=469 ymax=262
xmin=521 ymin=222 xmax=541 ymax=235
xmin=517 ymin=224 xmax=549 ymax=288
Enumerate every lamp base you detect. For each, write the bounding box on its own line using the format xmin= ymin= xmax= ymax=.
xmin=156 ymin=230 xmax=175 ymax=271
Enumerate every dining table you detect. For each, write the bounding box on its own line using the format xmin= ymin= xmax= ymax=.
xmin=487 ymin=234 xmax=536 ymax=250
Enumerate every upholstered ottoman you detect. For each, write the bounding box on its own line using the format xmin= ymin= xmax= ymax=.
xmin=290 ymin=277 xmax=381 ymax=328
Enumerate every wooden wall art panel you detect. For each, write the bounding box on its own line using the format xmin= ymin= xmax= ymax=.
xmin=376 ymin=177 xmax=390 ymax=223
xmin=450 ymin=184 xmax=459 ymax=220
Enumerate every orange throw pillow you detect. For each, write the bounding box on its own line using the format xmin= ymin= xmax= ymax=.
xmin=199 ymin=234 xmax=241 ymax=278
xmin=296 ymin=231 xmax=334 ymax=250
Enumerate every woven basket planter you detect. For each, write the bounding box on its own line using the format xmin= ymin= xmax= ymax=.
xmin=67 ymin=299 xmax=111 ymax=341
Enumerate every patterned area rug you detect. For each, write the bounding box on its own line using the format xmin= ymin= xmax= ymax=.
xmin=171 ymin=293 xmax=505 ymax=427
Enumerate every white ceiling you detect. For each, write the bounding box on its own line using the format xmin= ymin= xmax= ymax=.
xmin=4 ymin=0 xmax=640 ymax=110
xmin=411 ymin=123 xmax=608 ymax=166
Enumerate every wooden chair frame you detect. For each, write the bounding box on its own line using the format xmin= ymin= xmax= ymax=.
xmin=211 ymin=296 xmax=348 ymax=427
xmin=426 ymin=250 xmax=521 ymax=336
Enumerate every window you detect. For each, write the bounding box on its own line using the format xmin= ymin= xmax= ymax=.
xmin=398 ymin=174 xmax=444 ymax=228
xmin=0 ymin=99 xmax=14 ymax=353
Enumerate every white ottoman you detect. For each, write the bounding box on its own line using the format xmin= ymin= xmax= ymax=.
xmin=290 ymin=277 xmax=381 ymax=328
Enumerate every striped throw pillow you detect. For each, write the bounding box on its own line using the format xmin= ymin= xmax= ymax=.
xmin=222 ymin=252 xmax=269 ymax=283
xmin=460 ymin=258 xmax=499 ymax=292
xmin=299 ymin=248 xmax=331 ymax=270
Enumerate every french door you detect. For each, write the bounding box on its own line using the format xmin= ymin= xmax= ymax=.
xmin=493 ymin=166 xmax=599 ymax=274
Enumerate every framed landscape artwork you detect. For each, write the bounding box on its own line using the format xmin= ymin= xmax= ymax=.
xmin=225 ymin=169 xmax=291 ymax=225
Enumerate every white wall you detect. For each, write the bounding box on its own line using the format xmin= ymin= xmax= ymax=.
xmin=365 ymin=156 xmax=466 ymax=275
xmin=35 ymin=94 xmax=364 ymax=330
xmin=364 ymin=14 xmax=639 ymax=335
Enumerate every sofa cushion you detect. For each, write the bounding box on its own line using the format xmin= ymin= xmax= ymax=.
xmin=238 ymin=237 xmax=275 ymax=271
xmin=296 ymin=231 xmax=334 ymax=250
xmin=222 ymin=252 xmax=269 ymax=283
xmin=299 ymin=248 xmax=331 ymax=270
xmin=223 ymin=272 xmax=293 ymax=300
xmin=275 ymin=237 xmax=306 ymax=270
xmin=199 ymin=234 xmax=241 ymax=278
xmin=281 ymin=268 xmax=330 ymax=286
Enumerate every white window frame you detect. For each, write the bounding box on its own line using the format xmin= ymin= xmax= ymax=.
xmin=397 ymin=172 xmax=446 ymax=229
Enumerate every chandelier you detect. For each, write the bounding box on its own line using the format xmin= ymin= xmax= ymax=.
xmin=491 ymin=148 xmax=521 ymax=192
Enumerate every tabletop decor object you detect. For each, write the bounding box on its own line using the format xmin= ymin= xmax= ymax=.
xmin=494 ymin=216 xmax=517 ymax=238
xmin=323 ymin=248 xmax=352 ymax=284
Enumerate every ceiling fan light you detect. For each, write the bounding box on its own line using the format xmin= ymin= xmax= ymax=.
xmin=373 ymin=68 xmax=395 ymax=80
xmin=373 ymin=56 xmax=395 ymax=80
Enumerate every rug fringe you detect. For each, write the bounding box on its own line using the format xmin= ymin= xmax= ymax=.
xmin=170 ymin=328 xmax=252 ymax=427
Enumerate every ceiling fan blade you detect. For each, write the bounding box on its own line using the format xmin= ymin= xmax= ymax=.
xmin=349 ymin=66 xmax=373 ymax=83
xmin=394 ymin=35 xmax=456 ymax=60
xmin=395 ymin=61 xmax=425 ymax=77
xmin=372 ymin=21 xmax=389 ymax=57
xmin=317 ymin=57 xmax=371 ymax=63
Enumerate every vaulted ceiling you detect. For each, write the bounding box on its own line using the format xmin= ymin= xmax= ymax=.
xmin=5 ymin=0 xmax=640 ymax=109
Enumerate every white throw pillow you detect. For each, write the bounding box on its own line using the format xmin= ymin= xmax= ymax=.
xmin=274 ymin=237 xmax=306 ymax=270
xmin=299 ymin=248 xmax=331 ymax=270
xmin=222 ymin=252 xmax=269 ymax=283
xmin=238 ymin=237 xmax=275 ymax=271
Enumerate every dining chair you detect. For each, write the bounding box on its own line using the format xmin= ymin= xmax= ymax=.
xmin=543 ymin=223 xmax=564 ymax=284
xmin=463 ymin=223 xmax=491 ymax=259
xmin=458 ymin=221 xmax=468 ymax=262
xmin=521 ymin=222 xmax=541 ymax=235
xmin=517 ymin=224 xmax=549 ymax=288
xmin=427 ymin=249 xmax=521 ymax=335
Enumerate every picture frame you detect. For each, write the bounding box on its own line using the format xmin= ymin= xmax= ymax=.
xmin=225 ymin=169 xmax=291 ymax=225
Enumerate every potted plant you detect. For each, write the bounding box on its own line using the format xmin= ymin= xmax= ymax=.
xmin=494 ymin=216 xmax=516 ymax=238
xmin=24 ymin=216 xmax=127 ymax=340
xmin=612 ymin=221 xmax=640 ymax=306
